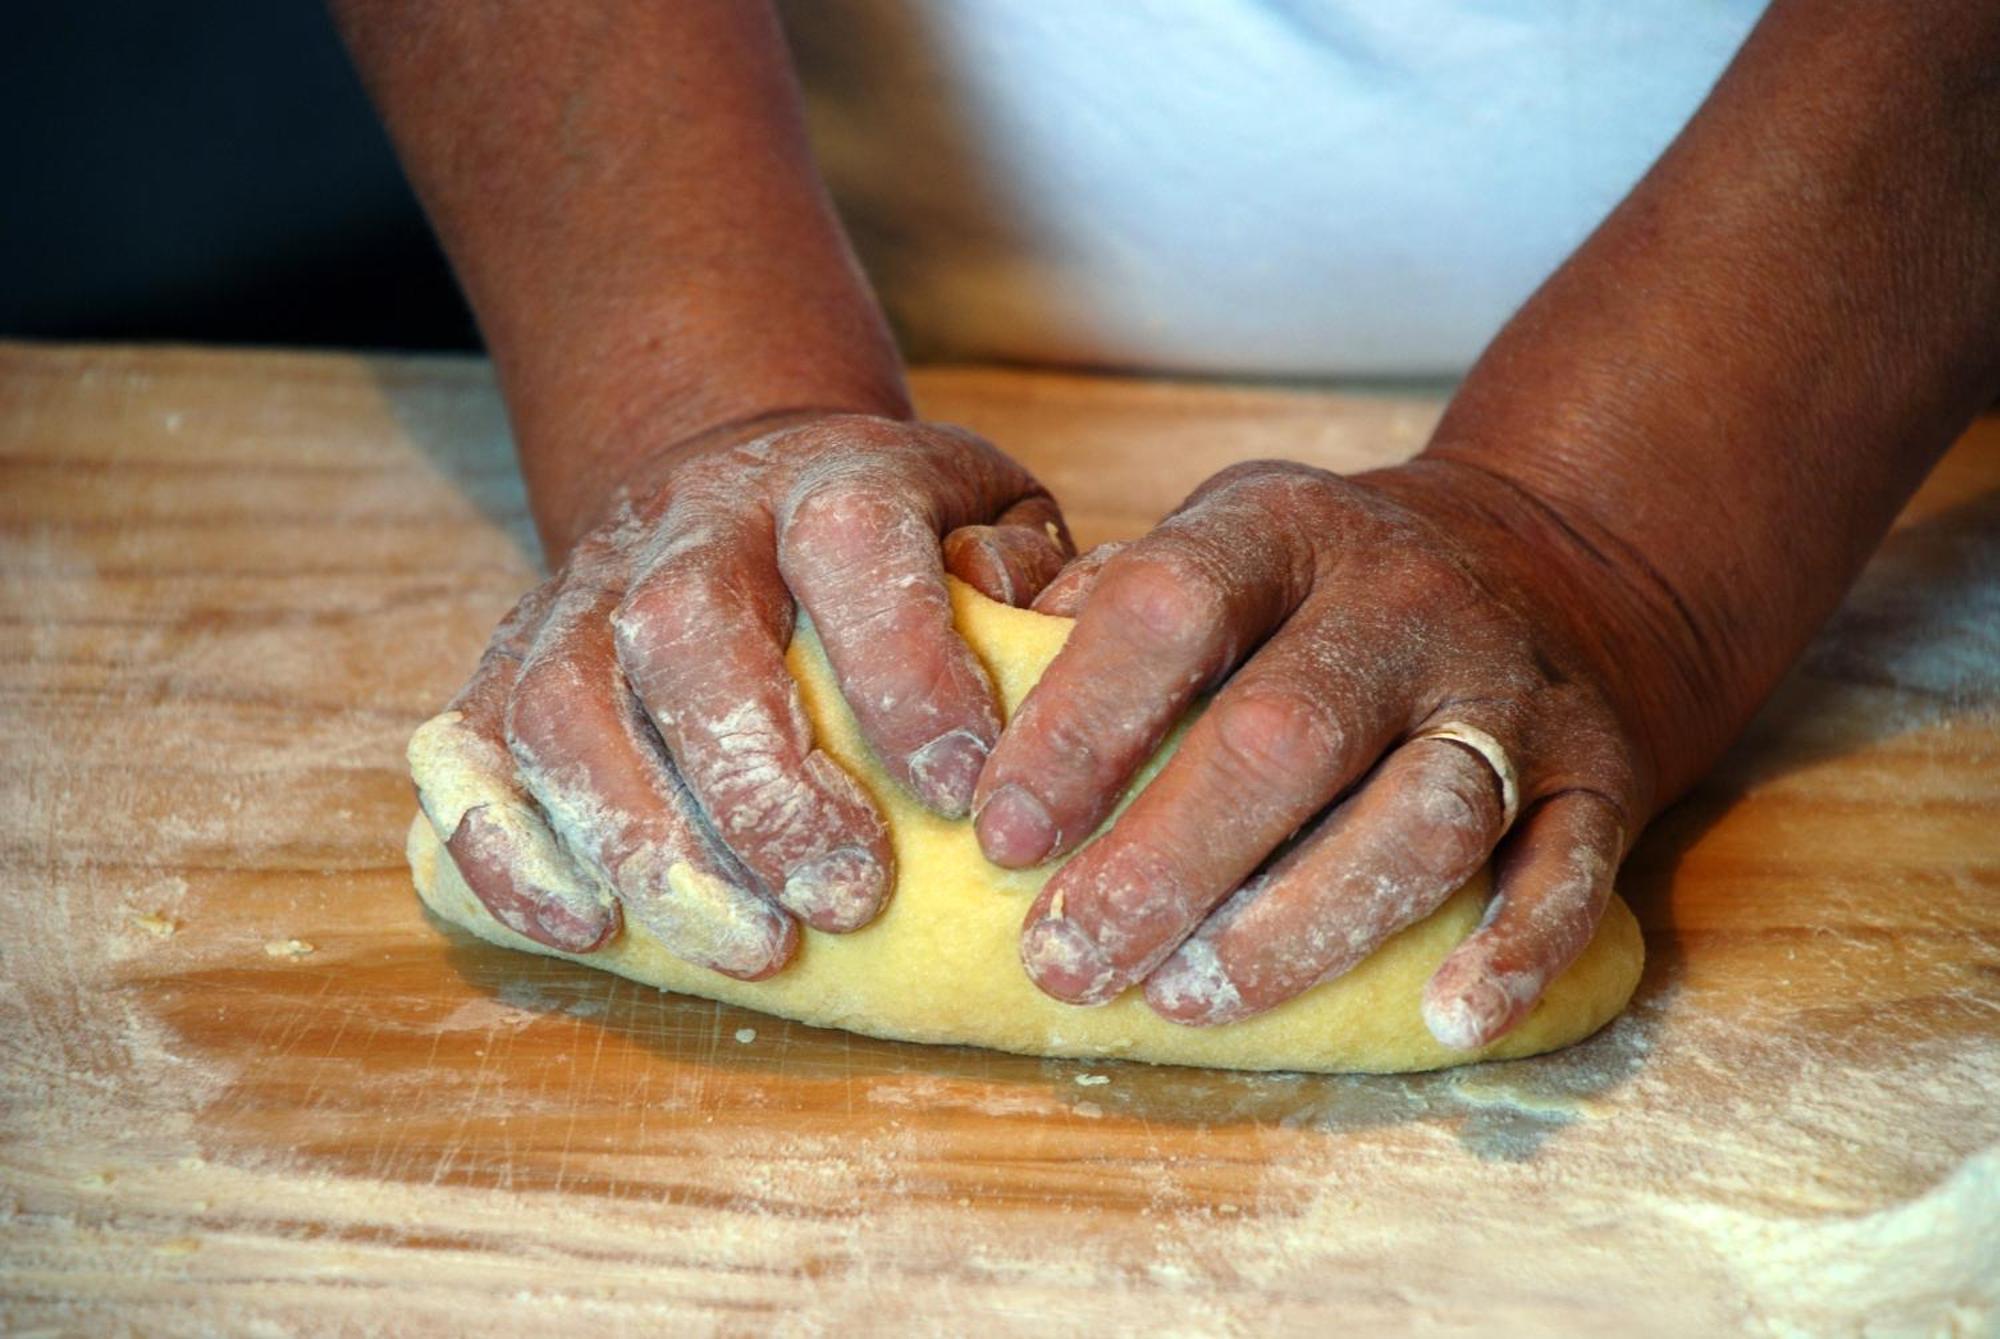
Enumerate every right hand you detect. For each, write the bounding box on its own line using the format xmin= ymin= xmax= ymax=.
xmin=409 ymin=412 xmax=1072 ymax=979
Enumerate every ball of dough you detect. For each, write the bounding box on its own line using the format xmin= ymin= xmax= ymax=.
xmin=409 ymin=580 xmax=1643 ymax=1073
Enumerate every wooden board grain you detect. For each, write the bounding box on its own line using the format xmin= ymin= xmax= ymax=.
xmin=2 ymin=343 xmax=1995 ymax=1336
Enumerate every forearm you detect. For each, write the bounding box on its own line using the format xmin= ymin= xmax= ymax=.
xmin=330 ymin=0 xmax=907 ymax=556
xmin=1416 ymin=0 xmax=2000 ymax=807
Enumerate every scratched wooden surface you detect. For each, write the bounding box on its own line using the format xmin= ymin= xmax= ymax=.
xmin=2 ymin=343 xmax=1995 ymax=1336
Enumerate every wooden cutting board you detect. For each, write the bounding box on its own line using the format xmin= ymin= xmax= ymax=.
xmin=2 ymin=342 xmax=1995 ymax=1336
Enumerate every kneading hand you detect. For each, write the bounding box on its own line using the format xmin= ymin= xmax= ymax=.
xmin=410 ymin=413 xmax=1069 ymax=980
xmin=977 ymin=459 xmax=1670 ymax=1049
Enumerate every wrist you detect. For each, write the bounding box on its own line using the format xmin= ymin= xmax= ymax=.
xmin=508 ymin=346 xmax=913 ymax=562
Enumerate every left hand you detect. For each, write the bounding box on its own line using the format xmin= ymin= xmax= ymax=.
xmin=975 ymin=458 xmax=1670 ymax=1049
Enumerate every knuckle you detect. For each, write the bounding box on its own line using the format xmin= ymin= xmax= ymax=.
xmin=711 ymin=761 xmax=817 ymax=850
xmin=490 ymin=582 xmax=556 ymax=651
xmin=1210 ymin=684 xmax=1344 ymax=787
xmin=1204 ymin=459 xmax=1345 ymax=525
xmin=1203 ymin=457 xmax=1319 ymax=495
xmin=1101 ymin=550 xmax=1229 ymax=654
xmin=918 ymin=419 xmax=999 ymax=464
xmin=1240 ymin=459 xmax=1339 ymax=504
xmin=854 ymin=639 xmax=961 ymax=728
xmin=610 ymin=576 xmax=711 ymax=666
xmin=503 ymin=660 xmax=580 ymax=768
xmin=790 ymin=412 xmax=898 ymax=450
xmin=1021 ymin=699 xmax=1112 ymax=782
xmin=786 ymin=477 xmax=911 ymax=547
xmin=1417 ymin=767 xmax=1499 ymax=870
xmin=782 ymin=480 xmax=936 ymax=590
xmin=1075 ymin=540 xmax=1125 ymax=575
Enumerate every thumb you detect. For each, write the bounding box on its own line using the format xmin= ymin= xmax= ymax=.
xmin=942 ymin=493 xmax=1073 ymax=608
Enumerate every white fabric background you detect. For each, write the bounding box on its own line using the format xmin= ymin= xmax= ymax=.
xmin=784 ymin=1 xmax=1766 ymax=376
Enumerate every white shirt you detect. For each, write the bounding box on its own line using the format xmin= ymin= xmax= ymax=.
xmin=783 ymin=1 xmax=1765 ymax=376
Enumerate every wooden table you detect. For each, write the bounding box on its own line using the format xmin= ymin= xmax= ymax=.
xmin=3 ymin=343 xmax=1995 ymax=1336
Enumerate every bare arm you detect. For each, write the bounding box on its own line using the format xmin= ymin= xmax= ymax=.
xmin=331 ymin=0 xmax=907 ymax=555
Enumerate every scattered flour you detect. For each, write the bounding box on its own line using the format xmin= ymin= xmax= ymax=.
xmin=4 ymin=346 xmax=1996 ymax=1337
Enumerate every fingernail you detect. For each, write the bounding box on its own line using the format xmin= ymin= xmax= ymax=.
xmin=533 ymin=897 xmax=623 ymax=954
xmin=907 ymin=729 xmax=989 ymax=818
xmin=783 ymin=846 xmax=888 ymax=933
xmin=1021 ymin=916 xmax=1118 ymax=1004
xmin=449 ymin=808 xmax=620 ymax=953
xmin=1423 ymin=975 xmax=1511 ymax=1051
xmin=965 ymin=534 xmax=1017 ymax=605
xmin=1144 ymin=938 xmax=1244 ymax=1026
xmin=975 ymin=782 xmax=1058 ymax=867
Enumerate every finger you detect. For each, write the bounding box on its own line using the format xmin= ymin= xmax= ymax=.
xmin=408 ymin=589 xmax=620 ymax=953
xmin=974 ymin=487 xmax=1313 ymax=870
xmin=1018 ymin=611 xmax=1413 ymax=1005
xmin=1143 ymin=738 xmax=1506 ymax=1024
xmin=614 ymin=504 xmax=894 ymax=933
xmin=1029 ymin=541 xmax=1126 ymax=618
xmin=777 ymin=473 xmax=1005 ymax=819
xmin=942 ymin=493 xmax=1073 ymax=609
xmin=1421 ymin=789 xmax=1624 ymax=1050
xmin=508 ymin=565 xmax=796 ymax=981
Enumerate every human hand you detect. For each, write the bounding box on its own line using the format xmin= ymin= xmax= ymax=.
xmin=975 ymin=458 xmax=1670 ymax=1049
xmin=409 ymin=412 xmax=1069 ymax=979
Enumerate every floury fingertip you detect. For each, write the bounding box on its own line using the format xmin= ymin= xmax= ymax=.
xmin=906 ymin=728 xmax=989 ymax=818
xmin=781 ymin=845 xmax=888 ymax=932
xmin=1020 ymin=916 xmax=1118 ymax=1005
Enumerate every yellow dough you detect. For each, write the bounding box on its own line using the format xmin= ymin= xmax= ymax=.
xmin=409 ymin=580 xmax=1643 ymax=1072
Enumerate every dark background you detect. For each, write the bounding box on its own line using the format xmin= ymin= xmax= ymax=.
xmin=4 ymin=3 xmax=476 ymax=350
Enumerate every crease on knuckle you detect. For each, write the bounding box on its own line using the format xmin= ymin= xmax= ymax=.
xmin=611 ymin=575 xmax=719 ymax=668
xmin=1407 ymin=760 xmax=1498 ymax=876
xmin=1210 ymin=685 xmax=1344 ymax=791
xmin=504 ymin=660 xmax=583 ymax=773
xmin=1198 ymin=458 xmax=1324 ymax=501
xmin=1102 ymin=551 xmax=1229 ymax=658
xmin=783 ymin=492 xmax=942 ymax=611
xmin=1234 ymin=461 xmax=1339 ymax=511
xmin=840 ymin=574 xmax=952 ymax=640
xmin=1012 ymin=688 xmax=1153 ymax=798
xmin=784 ymin=477 xmax=913 ymax=550
xmin=848 ymin=640 xmax=966 ymax=737
xmin=695 ymin=704 xmax=831 ymax=862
